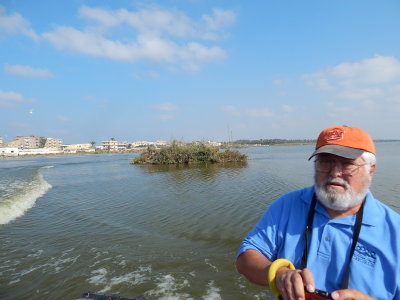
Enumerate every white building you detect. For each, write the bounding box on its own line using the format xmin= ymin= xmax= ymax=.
xmin=130 ymin=141 xmax=153 ymax=148
xmin=61 ymin=143 xmax=94 ymax=153
xmin=18 ymin=148 xmax=63 ymax=155
xmin=102 ymin=140 xmax=128 ymax=152
xmin=0 ymin=147 xmax=19 ymax=156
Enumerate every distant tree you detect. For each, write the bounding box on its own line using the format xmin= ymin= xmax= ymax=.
xmin=110 ymin=138 xmax=115 ymax=141
xmin=39 ymin=137 xmax=47 ymax=148
xmin=90 ymin=141 xmax=96 ymax=147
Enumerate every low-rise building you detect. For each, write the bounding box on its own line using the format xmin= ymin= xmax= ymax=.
xmin=154 ymin=140 xmax=169 ymax=147
xmin=61 ymin=143 xmax=94 ymax=153
xmin=18 ymin=148 xmax=63 ymax=156
xmin=130 ymin=141 xmax=153 ymax=148
xmin=0 ymin=147 xmax=19 ymax=156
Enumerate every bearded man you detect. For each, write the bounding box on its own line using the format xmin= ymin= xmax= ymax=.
xmin=236 ymin=126 xmax=400 ymax=300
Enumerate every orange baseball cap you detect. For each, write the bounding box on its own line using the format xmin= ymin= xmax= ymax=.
xmin=309 ymin=126 xmax=376 ymax=160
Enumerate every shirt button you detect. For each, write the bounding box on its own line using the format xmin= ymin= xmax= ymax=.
xmin=325 ymin=237 xmax=330 ymax=241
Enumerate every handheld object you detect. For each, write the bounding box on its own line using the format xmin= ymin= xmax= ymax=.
xmin=304 ymin=288 xmax=333 ymax=300
xmin=278 ymin=288 xmax=332 ymax=300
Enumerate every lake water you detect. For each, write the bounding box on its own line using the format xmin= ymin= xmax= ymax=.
xmin=1 ymin=143 xmax=400 ymax=300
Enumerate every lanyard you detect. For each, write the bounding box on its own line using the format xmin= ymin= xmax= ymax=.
xmin=300 ymin=194 xmax=364 ymax=289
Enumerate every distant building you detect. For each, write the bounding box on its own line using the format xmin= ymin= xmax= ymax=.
xmin=102 ymin=140 xmax=128 ymax=152
xmin=45 ymin=138 xmax=63 ymax=148
xmin=0 ymin=136 xmax=3 ymax=145
xmin=0 ymin=147 xmax=19 ymax=156
xmin=206 ymin=141 xmax=222 ymax=146
xmin=18 ymin=148 xmax=62 ymax=155
xmin=154 ymin=140 xmax=169 ymax=147
xmin=61 ymin=143 xmax=94 ymax=153
xmin=130 ymin=141 xmax=153 ymax=148
xmin=13 ymin=136 xmax=41 ymax=149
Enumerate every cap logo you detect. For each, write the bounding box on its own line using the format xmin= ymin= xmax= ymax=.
xmin=324 ymin=128 xmax=344 ymax=141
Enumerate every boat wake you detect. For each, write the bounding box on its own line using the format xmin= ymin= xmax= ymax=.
xmin=0 ymin=167 xmax=52 ymax=225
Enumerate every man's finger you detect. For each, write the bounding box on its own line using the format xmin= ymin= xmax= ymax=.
xmin=300 ymin=268 xmax=315 ymax=293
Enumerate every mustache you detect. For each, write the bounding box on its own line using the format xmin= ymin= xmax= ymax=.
xmin=319 ymin=177 xmax=350 ymax=190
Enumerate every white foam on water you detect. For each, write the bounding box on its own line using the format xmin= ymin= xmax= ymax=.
xmin=118 ymin=259 xmax=127 ymax=267
xmin=202 ymin=281 xmax=222 ymax=300
xmin=27 ymin=249 xmax=44 ymax=258
xmin=0 ymin=172 xmax=52 ymax=225
xmin=51 ymin=255 xmax=80 ymax=273
xmin=99 ymin=269 xmax=150 ymax=293
xmin=204 ymin=258 xmax=219 ymax=272
xmin=8 ymin=278 xmax=21 ymax=285
xmin=88 ymin=265 xmax=152 ymax=294
xmin=19 ymin=264 xmax=45 ymax=276
xmin=40 ymin=165 xmax=54 ymax=169
xmin=89 ymin=268 xmax=108 ymax=285
xmin=148 ymin=274 xmax=192 ymax=300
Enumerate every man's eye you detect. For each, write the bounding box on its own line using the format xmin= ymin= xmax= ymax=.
xmin=342 ymin=162 xmax=354 ymax=169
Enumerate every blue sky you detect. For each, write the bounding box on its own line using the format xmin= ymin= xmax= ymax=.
xmin=1 ymin=0 xmax=400 ymax=144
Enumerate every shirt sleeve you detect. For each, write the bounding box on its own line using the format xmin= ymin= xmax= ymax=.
xmin=237 ymin=197 xmax=287 ymax=261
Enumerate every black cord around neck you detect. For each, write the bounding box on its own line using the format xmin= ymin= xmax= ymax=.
xmin=301 ymin=193 xmax=364 ymax=289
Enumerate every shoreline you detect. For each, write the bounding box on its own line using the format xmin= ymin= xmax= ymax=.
xmin=0 ymin=150 xmax=141 ymax=160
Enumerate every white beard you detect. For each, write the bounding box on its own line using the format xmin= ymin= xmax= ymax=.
xmin=314 ymin=176 xmax=370 ymax=211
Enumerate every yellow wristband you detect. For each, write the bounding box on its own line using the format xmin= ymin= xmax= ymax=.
xmin=267 ymin=259 xmax=295 ymax=300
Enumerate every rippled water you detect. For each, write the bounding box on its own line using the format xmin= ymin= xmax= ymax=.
xmin=1 ymin=143 xmax=399 ymax=300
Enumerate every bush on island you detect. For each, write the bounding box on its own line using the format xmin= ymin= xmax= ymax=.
xmin=131 ymin=141 xmax=247 ymax=165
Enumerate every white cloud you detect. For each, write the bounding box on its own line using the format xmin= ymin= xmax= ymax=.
xmin=152 ymin=103 xmax=179 ymax=113
xmin=79 ymin=5 xmax=122 ymax=29
xmin=223 ymin=105 xmax=277 ymax=118
xmin=0 ymin=7 xmax=39 ymax=40
xmin=331 ymin=55 xmax=400 ymax=84
xmin=42 ymin=6 xmax=234 ymax=71
xmin=202 ymin=8 xmax=236 ymax=31
xmin=0 ymin=89 xmax=33 ymax=107
xmin=282 ymin=105 xmax=295 ymax=113
xmin=5 ymin=64 xmax=54 ymax=78
xmin=245 ymin=108 xmax=274 ymax=118
xmin=302 ymin=55 xmax=400 ymax=101
xmin=222 ymin=105 xmax=241 ymax=116
xmin=151 ymin=103 xmax=180 ymax=121
xmin=273 ymin=79 xmax=290 ymax=86
xmin=335 ymin=87 xmax=382 ymax=100
xmin=302 ymin=71 xmax=334 ymax=91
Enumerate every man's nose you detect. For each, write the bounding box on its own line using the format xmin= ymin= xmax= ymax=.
xmin=329 ymin=162 xmax=343 ymax=176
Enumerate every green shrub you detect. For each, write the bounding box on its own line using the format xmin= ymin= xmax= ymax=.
xmin=131 ymin=142 xmax=247 ymax=165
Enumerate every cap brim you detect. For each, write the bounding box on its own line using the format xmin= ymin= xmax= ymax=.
xmin=308 ymin=145 xmax=364 ymax=160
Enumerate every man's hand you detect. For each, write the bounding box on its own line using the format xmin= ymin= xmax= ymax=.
xmin=276 ymin=267 xmax=315 ymax=300
xmin=330 ymin=289 xmax=375 ymax=300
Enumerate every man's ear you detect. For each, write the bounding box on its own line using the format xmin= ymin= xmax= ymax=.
xmin=369 ymin=164 xmax=376 ymax=176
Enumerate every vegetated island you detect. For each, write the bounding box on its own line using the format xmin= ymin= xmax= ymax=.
xmin=131 ymin=141 xmax=247 ymax=165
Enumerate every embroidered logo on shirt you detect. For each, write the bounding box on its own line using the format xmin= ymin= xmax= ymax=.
xmin=353 ymin=244 xmax=376 ymax=267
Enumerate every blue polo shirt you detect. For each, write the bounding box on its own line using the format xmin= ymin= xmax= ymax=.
xmin=238 ymin=186 xmax=400 ymax=300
